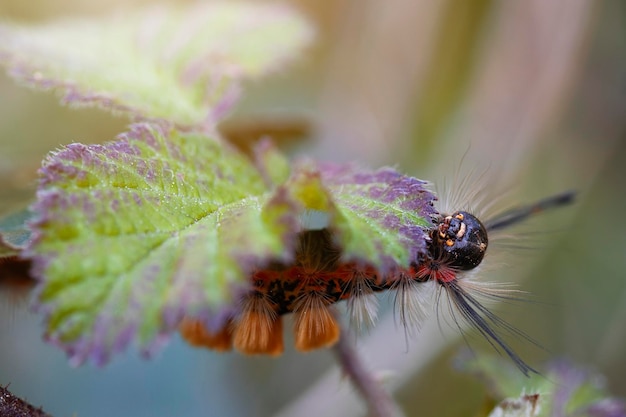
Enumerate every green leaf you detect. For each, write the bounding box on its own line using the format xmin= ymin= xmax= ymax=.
xmin=28 ymin=125 xmax=436 ymax=365
xmin=283 ymin=161 xmax=435 ymax=270
xmin=29 ymin=124 xmax=297 ymax=364
xmin=0 ymin=3 xmax=313 ymax=129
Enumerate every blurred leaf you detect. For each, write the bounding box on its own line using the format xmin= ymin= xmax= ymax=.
xmin=253 ymin=138 xmax=292 ymax=187
xmin=27 ymin=124 xmax=436 ymax=365
xmin=0 ymin=3 xmax=314 ymax=129
xmin=459 ymin=353 xmax=626 ymax=417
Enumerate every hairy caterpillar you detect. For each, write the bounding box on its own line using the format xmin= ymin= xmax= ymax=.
xmin=180 ymin=191 xmax=574 ymax=375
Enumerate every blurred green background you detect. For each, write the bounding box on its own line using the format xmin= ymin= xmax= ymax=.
xmin=1 ymin=1 xmax=625 ymax=416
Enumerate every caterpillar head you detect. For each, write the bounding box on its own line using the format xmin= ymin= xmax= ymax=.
xmin=431 ymin=211 xmax=488 ymax=271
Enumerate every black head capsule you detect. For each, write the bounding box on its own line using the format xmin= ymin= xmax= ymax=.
xmin=432 ymin=211 xmax=488 ymax=270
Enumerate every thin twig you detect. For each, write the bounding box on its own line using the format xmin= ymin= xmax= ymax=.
xmin=333 ymin=324 xmax=403 ymax=417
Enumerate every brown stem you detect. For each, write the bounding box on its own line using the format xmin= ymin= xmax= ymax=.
xmin=333 ymin=325 xmax=403 ymax=417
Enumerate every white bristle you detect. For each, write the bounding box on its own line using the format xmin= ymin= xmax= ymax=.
xmin=347 ymin=289 xmax=379 ymax=332
xmin=391 ymin=274 xmax=436 ymax=335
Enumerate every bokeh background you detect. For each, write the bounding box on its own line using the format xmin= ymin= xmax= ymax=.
xmin=1 ymin=1 xmax=625 ymax=416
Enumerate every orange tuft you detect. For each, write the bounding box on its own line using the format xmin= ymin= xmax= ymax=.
xmin=233 ymin=295 xmax=284 ymax=356
xmin=179 ymin=317 xmax=233 ymax=351
xmin=293 ymin=293 xmax=340 ymax=351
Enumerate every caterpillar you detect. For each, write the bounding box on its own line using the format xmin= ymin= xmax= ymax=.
xmin=179 ymin=191 xmax=575 ymax=375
